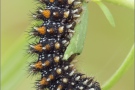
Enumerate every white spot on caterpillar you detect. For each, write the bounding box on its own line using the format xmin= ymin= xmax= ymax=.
xmin=69 ymin=69 xmax=76 ymax=76
xmin=74 ymin=2 xmax=81 ymax=5
xmin=79 ymin=86 xmax=84 ymax=90
xmin=75 ymin=76 xmax=80 ymax=81
xmin=68 ymin=29 xmax=75 ymax=33
xmin=62 ymin=78 xmax=68 ymax=83
xmin=30 ymin=45 xmax=34 ymax=48
xmin=64 ymin=66 xmax=69 ymax=70
xmin=89 ymin=88 xmax=95 ymax=90
xmin=83 ymin=79 xmax=89 ymax=85
xmin=72 ymin=9 xmax=79 ymax=13
xmin=39 ymin=9 xmax=43 ymax=13
xmin=71 ymin=82 xmax=75 ymax=85
xmin=88 ymin=82 xmax=93 ymax=87
xmin=66 ymin=24 xmax=72 ymax=28
xmin=34 ymin=27 xmax=38 ymax=30
xmin=42 ymin=47 xmax=46 ymax=50
xmin=68 ymin=0 xmax=74 ymax=4
xmin=73 ymin=14 xmax=80 ymax=18
xmin=30 ymin=64 xmax=35 ymax=67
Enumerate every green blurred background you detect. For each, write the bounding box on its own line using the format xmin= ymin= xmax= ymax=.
xmin=1 ymin=0 xmax=134 ymax=90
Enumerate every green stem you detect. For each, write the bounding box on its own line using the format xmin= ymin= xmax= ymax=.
xmin=102 ymin=0 xmax=134 ymax=9
xmin=102 ymin=44 xmax=134 ymax=90
xmin=91 ymin=0 xmax=134 ymax=9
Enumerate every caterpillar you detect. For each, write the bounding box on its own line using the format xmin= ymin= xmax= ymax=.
xmin=28 ymin=0 xmax=101 ymax=90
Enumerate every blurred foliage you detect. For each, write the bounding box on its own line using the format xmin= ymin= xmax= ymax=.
xmin=95 ymin=1 xmax=115 ymax=27
xmin=102 ymin=45 xmax=134 ymax=90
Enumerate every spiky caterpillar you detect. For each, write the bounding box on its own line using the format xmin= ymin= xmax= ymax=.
xmin=28 ymin=0 xmax=101 ymax=90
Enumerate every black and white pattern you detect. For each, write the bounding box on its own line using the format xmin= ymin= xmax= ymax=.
xmin=28 ymin=0 xmax=101 ymax=90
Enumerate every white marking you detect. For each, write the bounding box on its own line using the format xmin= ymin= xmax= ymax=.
xmin=71 ymin=82 xmax=75 ymax=85
xmin=36 ymin=83 xmax=40 ymax=86
xmin=68 ymin=29 xmax=75 ymax=33
xmin=69 ymin=69 xmax=76 ymax=76
xmin=30 ymin=64 xmax=35 ymax=67
xmin=62 ymin=78 xmax=68 ymax=83
xmin=74 ymin=1 xmax=81 ymax=5
xmin=42 ymin=63 xmax=45 ymax=66
xmin=68 ymin=0 xmax=74 ymax=4
xmin=39 ymin=58 xmax=42 ymax=60
xmin=47 ymin=78 xmax=50 ymax=81
xmin=32 ymin=15 xmax=37 ymax=18
xmin=64 ymin=41 xmax=69 ymax=46
xmin=39 ymin=9 xmax=43 ymax=13
xmin=79 ymin=86 xmax=84 ymax=90
xmin=47 ymin=29 xmax=50 ymax=32
xmin=30 ymin=45 xmax=34 ymax=48
xmin=62 ymin=40 xmax=67 ymax=44
xmin=34 ymin=27 xmax=38 ymax=30
xmin=64 ymin=66 xmax=69 ymax=70
xmin=66 ymin=24 xmax=72 ymax=28
xmin=73 ymin=14 xmax=80 ymax=18
xmin=72 ymin=9 xmax=78 ymax=13
xmin=83 ymin=79 xmax=89 ymax=85
xmin=29 ymin=32 xmax=34 ymax=35
xmin=75 ymin=76 xmax=80 ymax=81
xmin=89 ymin=88 xmax=95 ymax=90
xmin=60 ymin=55 xmax=63 ymax=58
xmin=42 ymin=47 xmax=46 ymax=50
xmin=88 ymin=82 xmax=93 ymax=87
xmin=53 ymin=12 xmax=57 ymax=15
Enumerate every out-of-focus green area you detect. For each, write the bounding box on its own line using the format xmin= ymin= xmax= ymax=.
xmin=1 ymin=0 xmax=134 ymax=90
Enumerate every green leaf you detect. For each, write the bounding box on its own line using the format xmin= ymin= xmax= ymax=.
xmin=102 ymin=44 xmax=134 ymax=90
xmin=103 ymin=0 xmax=134 ymax=10
xmin=92 ymin=0 xmax=134 ymax=9
xmin=96 ymin=1 xmax=115 ymax=27
xmin=63 ymin=3 xmax=89 ymax=60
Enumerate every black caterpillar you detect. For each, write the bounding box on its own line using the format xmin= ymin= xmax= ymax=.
xmin=28 ymin=0 xmax=101 ymax=90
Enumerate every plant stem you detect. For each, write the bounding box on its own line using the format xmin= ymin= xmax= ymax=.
xmin=102 ymin=44 xmax=134 ymax=90
xmin=103 ymin=0 xmax=134 ymax=9
xmin=91 ymin=0 xmax=134 ymax=9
